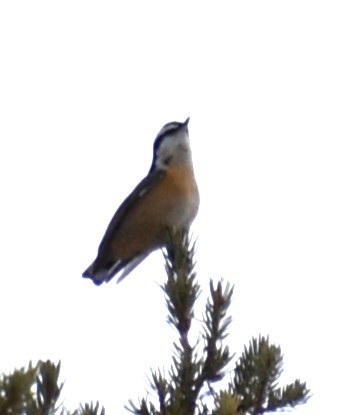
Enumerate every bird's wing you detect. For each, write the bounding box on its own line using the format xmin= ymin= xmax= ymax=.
xmin=97 ymin=169 xmax=165 ymax=254
xmin=83 ymin=169 xmax=166 ymax=285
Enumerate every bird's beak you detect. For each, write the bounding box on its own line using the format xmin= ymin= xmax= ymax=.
xmin=183 ymin=117 xmax=190 ymax=127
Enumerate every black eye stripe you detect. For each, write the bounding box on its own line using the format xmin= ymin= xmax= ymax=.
xmin=153 ymin=122 xmax=183 ymax=153
xmin=149 ymin=120 xmax=188 ymax=173
xmin=157 ymin=122 xmax=182 ymax=139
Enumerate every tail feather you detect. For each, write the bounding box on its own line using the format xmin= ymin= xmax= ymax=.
xmin=82 ymin=254 xmax=148 ymax=285
xmin=82 ymin=259 xmax=126 ymax=285
xmin=115 ymin=254 xmax=148 ymax=283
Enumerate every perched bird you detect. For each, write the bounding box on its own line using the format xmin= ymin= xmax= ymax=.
xmin=82 ymin=117 xmax=199 ymax=285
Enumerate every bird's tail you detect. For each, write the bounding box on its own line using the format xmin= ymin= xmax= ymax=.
xmin=82 ymin=254 xmax=148 ymax=285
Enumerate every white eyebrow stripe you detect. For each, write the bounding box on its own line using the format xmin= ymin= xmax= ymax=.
xmin=156 ymin=122 xmax=181 ymax=138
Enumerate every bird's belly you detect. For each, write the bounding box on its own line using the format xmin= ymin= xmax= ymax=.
xmin=163 ymin=187 xmax=199 ymax=228
xmin=110 ymin=168 xmax=199 ymax=259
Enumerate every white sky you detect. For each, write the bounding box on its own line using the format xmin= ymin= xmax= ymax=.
xmin=1 ymin=1 xmax=340 ymax=414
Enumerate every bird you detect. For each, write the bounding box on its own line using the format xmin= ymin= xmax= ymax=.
xmin=82 ymin=117 xmax=199 ymax=285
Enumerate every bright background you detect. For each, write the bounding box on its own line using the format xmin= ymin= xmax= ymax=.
xmin=1 ymin=1 xmax=340 ymax=414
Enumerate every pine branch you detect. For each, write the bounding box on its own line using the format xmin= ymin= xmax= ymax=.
xmin=1 ymin=229 xmax=310 ymax=415
xmin=212 ymin=391 xmax=242 ymax=415
xmin=127 ymin=228 xmax=309 ymax=415
xmin=230 ymin=336 xmax=310 ymax=414
xmin=126 ymin=398 xmax=157 ymax=415
xmin=150 ymin=370 xmax=169 ymax=415
xmin=34 ymin=360 xmax=63 ymax=415
xmin=267 ymin=379 xmax=310 ymax=412
xmin=76 ymin=402 xmax=106 ymax=415
xmin=163 ymin=229 xmax=200 ymax=415
xmin=0 ymin=362 xmax=36 ymax=415
xmin=195 ymin=281 xmax=233 ymax=392
xmin=129 ymin=229 xmax=234 ymax=415
xmin=232 ymin=336 xmax=281 ymax=413
xmin=163 ymin=228 xmax=200 ymax=339
xmin=0 ymin=360 xmax=107 ymax=415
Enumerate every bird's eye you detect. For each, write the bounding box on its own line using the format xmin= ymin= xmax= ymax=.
xmin=164 ymin=156 xmax=173 ymax=165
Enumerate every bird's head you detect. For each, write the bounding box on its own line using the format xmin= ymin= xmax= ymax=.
xmin=150 ymin=117 xmax=192 ymax=172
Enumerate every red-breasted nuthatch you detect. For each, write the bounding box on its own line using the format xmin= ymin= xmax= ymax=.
xmin=83 ymin=117 xmax=199 ymax=285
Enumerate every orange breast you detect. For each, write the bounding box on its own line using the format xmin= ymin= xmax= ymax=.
xmin=109 ymin=167 xmax=199 ymax=259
